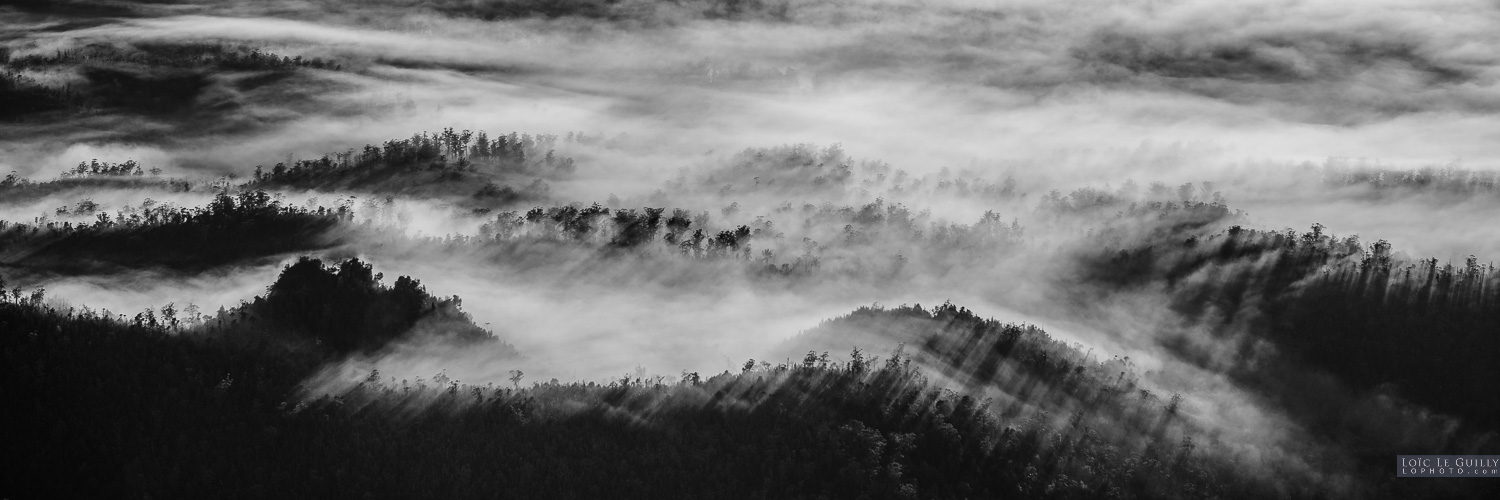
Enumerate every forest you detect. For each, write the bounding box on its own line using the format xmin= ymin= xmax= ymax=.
xmin=5 ymin=125 xmax=1499 ymax=498
xmin=5 ymin=0 xmax=1500 ymax=498
xmin=0 ymin=277 xmax=1334 ymax=499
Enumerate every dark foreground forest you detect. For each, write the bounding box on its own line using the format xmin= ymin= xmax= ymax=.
xmin=10 ymin=263 xmax=1468 ymax=500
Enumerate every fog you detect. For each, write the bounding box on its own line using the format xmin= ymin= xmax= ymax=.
xmin=5 ymin=0 xmax=1499 ymax=496
xmin=9 ymin=0 xmax=1500 ymax=178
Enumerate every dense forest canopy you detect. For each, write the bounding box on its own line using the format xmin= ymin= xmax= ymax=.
xmin=5 ymin=0 xmax=1500 ymax=498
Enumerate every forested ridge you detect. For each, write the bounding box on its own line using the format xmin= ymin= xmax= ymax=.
xmin=3 ymin=127 xmax=1499 ymax=499
xmin=244 ymin=129 xmax=575 ymax=209
xmin=10 ymin=0 xmax=799 ymax=23
xmin=1 ymin=40 xmax=339 ymax=119
xmin=0 ymin=159 xmax=195 ymax=203
xmin=2 ymin=271 xmax=1327 ymax=499
xmin=1079 ymin=223 xmax=1500 ymax=428
xmin=4 ymin=252 xmax=1494 ymax=499
xmin=0 ymin=190 xmax=348 ymax=277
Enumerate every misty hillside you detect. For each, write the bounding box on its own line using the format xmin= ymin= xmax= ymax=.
xmin=244 ymin=129 xmax=574 ymax=204
xmin=6 ymin=0 xmax=1500 ymax=498
xmin=0 ymin=283 xmax=1311 ymax=500
xmin=1076 ymin=224 xmax=1500 ymax=427
xmin=0 ymin=190 xmax=347 ymax=278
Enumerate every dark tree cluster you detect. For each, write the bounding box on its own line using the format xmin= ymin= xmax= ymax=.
xmin=219 ymin=256 xmax=504 ymax=354
xmin=479 ymin=199 xmax=1016 ymax=252
xmin=59 ymin=159 xmax=159 ymax=178
xmin=1 ymin=42 xmax=339 ymax=119
xmin=472 ymin=179 xmax=553 ymax=205
xmin=0 ymin=191 xmax=348 ymax=275
xmin=463 ymin=197 xmax=1029 ymax=281
xmin=680 ymin=144 xmax=1031 ymax=205
xmin=248 ymin=129 xmax=574 ymax=199
xmin=0 ymin=165 xmax=196 ymax=207
xmin=4 ymin=42 xmax=340 ymax=72
xmin=479 ymin=203 xmax=745 ymax=253
xmin=1316 ymin=161 xmax=1500 ymax=196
